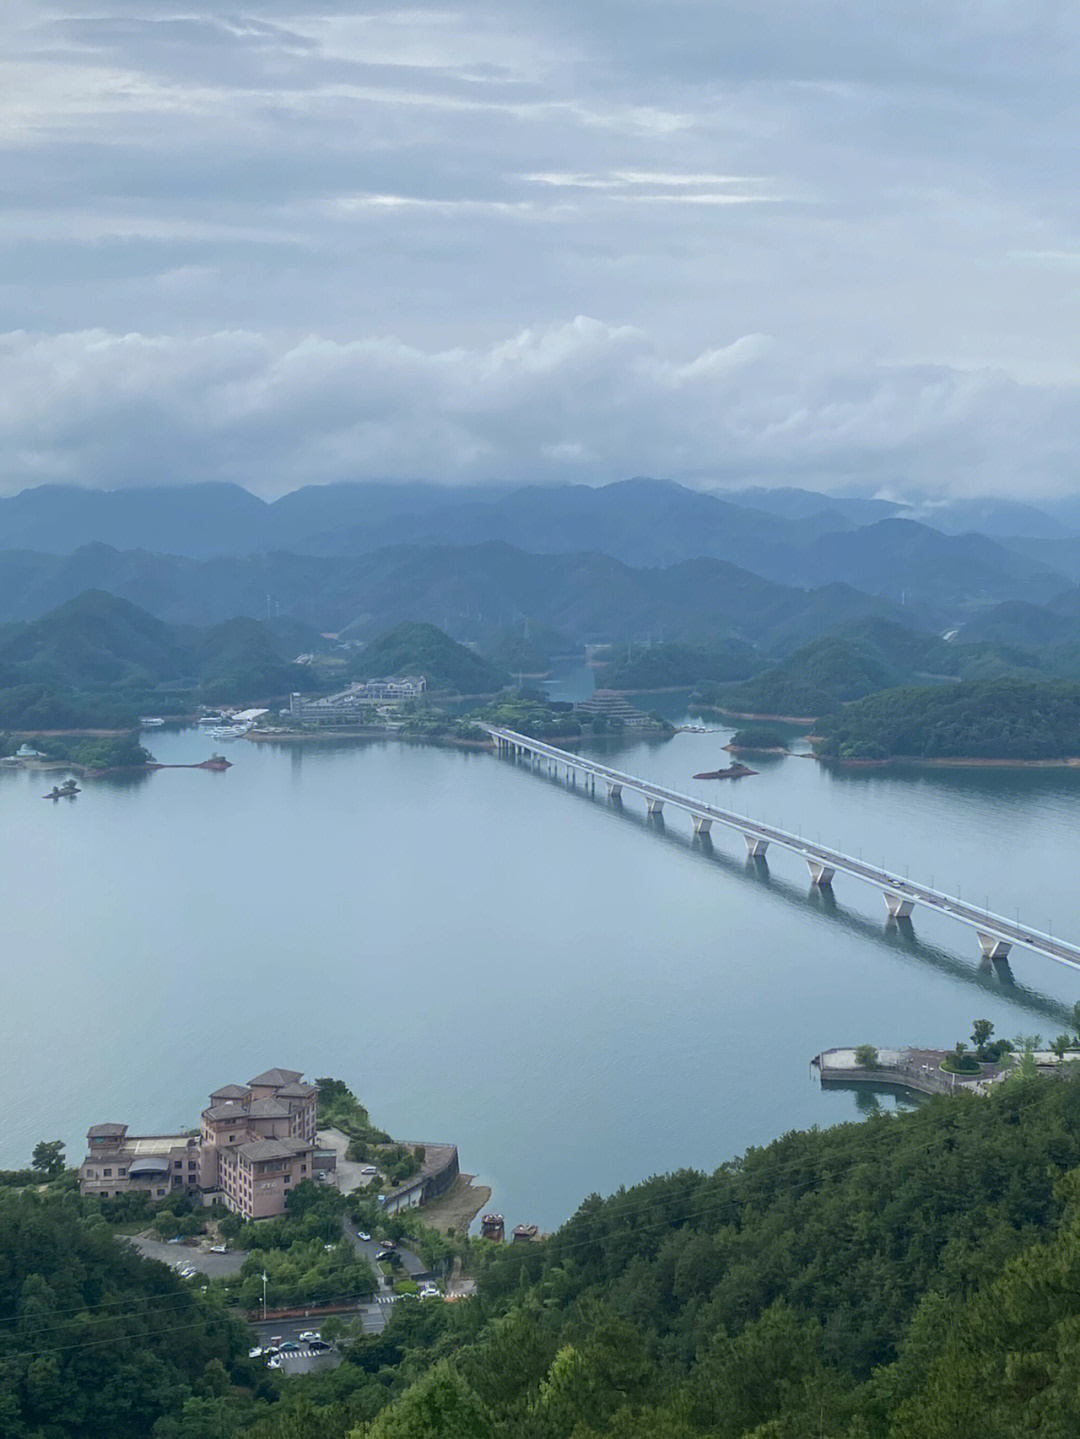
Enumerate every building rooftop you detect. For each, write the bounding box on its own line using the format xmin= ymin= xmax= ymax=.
xmin=246 ymin=1098 xmax=292 ymax=1119
xmin=210 ymin=1084 xmax=250 ymax=1101
xmin=204 ymin=1102 xmax=248 ymax=1122
xmin=237 ymin=1137 xmax=311 ymax=1163
xmin=125 ymin=1135 xmax=193 ymax=1156
xmin=276 ymin=1082 xmax=318 ymax=1099
xmin=87 ymin=1122 xmax=127 ymax=1138
xmin=247 ymin=1068 xmax=303 ymax=1088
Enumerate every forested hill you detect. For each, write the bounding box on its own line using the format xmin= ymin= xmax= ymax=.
xmin=0 ymin=590 xmax=313 ymax=729
xmin=715 ymin=635 xmax=898 ymax=716
xmin=12 ymin=1067 xmax=1080 ymax=1435
xmin=0 ymin=542 xmax=927 ymax=648
xmin=350 ymin=621 xmax=507 ymax=694
xmin=600 ymin=639 xmax=758 ymax=690
xmin=813 ymin=676 xmax=1080 ymax=760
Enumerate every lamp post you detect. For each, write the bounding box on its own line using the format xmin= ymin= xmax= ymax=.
xmin=262 ymin=1271 xmax=268 ymax=1322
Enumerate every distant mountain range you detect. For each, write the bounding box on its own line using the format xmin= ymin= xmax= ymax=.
xmin=0 ymin=541 xmax=933 ymax=648
xmin=0 ymin=478 xmax=1072 ymax=612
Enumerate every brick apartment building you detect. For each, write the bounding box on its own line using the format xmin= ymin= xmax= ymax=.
xmin=79 ymin=1067 xmax=323 ymax=1219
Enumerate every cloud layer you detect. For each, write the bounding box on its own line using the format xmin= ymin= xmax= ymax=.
xmin=3 ymin=2 xmax=1080 ymax=496
xmin=4 ymin=321 xmax=1077 ymax=497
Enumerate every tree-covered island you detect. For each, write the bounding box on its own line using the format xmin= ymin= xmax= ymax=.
xmin=813 ymin=676 xmax=1080 ymax=762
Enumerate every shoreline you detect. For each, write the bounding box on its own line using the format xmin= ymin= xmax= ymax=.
xmin=691 ymin=704 xmax=818 ymax=724
xmin=817 ymin=753 xmax=1080 ymax=770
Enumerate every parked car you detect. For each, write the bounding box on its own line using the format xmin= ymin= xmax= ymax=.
xmin=298 ymin=1330 xmax=320 ymax=1342
xmin=419 ymin=1285 xmax=440 ymax=1299
xmin=248 ymin=1347 xmax=263 ymax=1359
xmin=357 ymin=1231 xmax=371 ymax=1242
xmin=278 ymin=1341 xmax=300 ymax=1352
xmin=361 ymin=1165 xmax=378 ymax=1175
xmin=309 ymin=1339 xmax=332 ymax=1352
xmin=267 ymin=1357 xmax=281 ymax=1369
xmin=209 ymin=1243 xmax=227 ymax=1254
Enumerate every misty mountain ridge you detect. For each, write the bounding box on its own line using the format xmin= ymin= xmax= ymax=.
xmin=0 ymin=541 xmax=934 ymax=650
xmin=0 ymin=477 xmax=1070 ymax=612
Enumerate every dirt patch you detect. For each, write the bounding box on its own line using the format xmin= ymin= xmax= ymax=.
xmin=420 ymin=1174 xmax=491 ymax=1235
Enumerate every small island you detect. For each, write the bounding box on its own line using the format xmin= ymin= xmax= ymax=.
xmin=726 ymin=726 xmax=788 ymax=752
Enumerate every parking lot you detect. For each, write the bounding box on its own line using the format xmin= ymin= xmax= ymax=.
xmin=127 ymin=1235 xmax=247 ymax=1278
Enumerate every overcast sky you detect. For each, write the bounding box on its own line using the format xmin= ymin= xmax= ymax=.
xmin=3 ymin=1 xmax=1080 ymax=497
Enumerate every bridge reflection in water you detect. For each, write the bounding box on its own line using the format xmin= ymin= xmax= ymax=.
xmin=484 ymin=725 xmax=1080 ymax=978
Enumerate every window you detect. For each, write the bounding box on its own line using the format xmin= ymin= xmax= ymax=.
xmin=189 ymin=1161 xmax=197 ymax=1170
xmin=174 ymin=1159 xmax=182 ymax=1168
xmin=301 ymin=1164 xmax=306 ymax=1173
xmin=118 ymin=1167 xmax=126 ymax=1176
xmin=156 ymin=1188 xmax=165 ymax=1196
xmin=103 ymin=1168 xmax=112 ymax=1177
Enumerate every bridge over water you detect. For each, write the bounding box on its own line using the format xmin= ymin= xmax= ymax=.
xmin=483 ymin=725 xmax=1080 ymax=973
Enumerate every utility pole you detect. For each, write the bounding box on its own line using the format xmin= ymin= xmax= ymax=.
xmin=262 ymin=1271 xmax=268 ymax=1321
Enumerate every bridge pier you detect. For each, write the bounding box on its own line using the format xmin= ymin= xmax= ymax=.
xmin=884 ymin=892 xmax=914 ymax=919
xmin=744 ymin=835 xmax=769 ymax=858
xmin=977 ymin=932 xmax=1012 ymax=961
xmin=692 ymin=815 xmax=712 ymax=836
xmin=807 ymin=860 xmax=835 ymax=887
xmin=647 ymin=797 xmax=664 ymax=816
xmin=606 ymin=781 xmax=622 ymax=801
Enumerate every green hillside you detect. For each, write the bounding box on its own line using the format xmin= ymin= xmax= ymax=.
xmin=814 ymin=676 xmax=1080 ymax=759
xmin=0 ymin=591 xmax=313 ymax=729
xmin=601 ymin=639 xmax=757 ymax=690
xmin=716 ymin=635 xmax=897 ymax=717
xmin=0 ymin=589 xmax=188 ymax=687
xmin=12 ymin=1063 xmax=1080 ymax=1436
xmin=353 ymin=621 xmax=508 ymax=694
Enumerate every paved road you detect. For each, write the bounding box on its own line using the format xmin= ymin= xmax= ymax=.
xmin=341 ymin=1216 xmax=432 ymax=1283
xmin=127 ymin=1236 xmax=246 ymax=1278
xmin=251 ymin=1312 xmax=389 ymax=1372
xmin=486 ymin=725 xmax=1080 ymax=971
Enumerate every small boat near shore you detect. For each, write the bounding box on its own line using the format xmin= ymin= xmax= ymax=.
xmin=693 ymin=763 xmax=758 ymax=780
xmin=208 ymin=723 xmax=250 ymax=740
xmin=139 ymin=716 xmax=165 ymax=727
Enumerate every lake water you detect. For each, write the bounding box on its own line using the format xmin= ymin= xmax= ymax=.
xmin=3 ymin=712 xmax=1080 ymax=1231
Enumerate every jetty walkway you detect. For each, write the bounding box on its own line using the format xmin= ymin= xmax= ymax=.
xmin=483 ymin=725 xmax=1080 ymax=973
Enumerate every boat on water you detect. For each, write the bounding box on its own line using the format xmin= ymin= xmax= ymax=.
xmin=693 ymin=763 xmax=758 ymax=780
xmin=139 ymin=716 xmax=165 ymax=727
xmin=197 ymin=713 xmax=227 ymax=727
xmin=208 ymin=723 xmax=251 ymax=740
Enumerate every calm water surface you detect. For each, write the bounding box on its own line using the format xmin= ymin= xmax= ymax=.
xmin=3 ymin=718 xmax=1079 ymax=1230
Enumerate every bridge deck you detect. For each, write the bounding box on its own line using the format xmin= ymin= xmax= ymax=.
xmin=483 ymin=725 xmax=1080 ymax=973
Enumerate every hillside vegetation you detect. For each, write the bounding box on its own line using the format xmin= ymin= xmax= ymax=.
xmin=708 ymin=636 xmax=898 ymax=717
xmin=13 ymin=1068 xmax=1080 ymax=1435
xmin=0 ymin=591 xmax=312 ymax=730
xmin=813 ymin=676 xmax=1080 ymax=760
xmin=352 ymin=621 xmax=507 ymax=694
xmin=601 ymin=640 xmax=757 ymax=690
